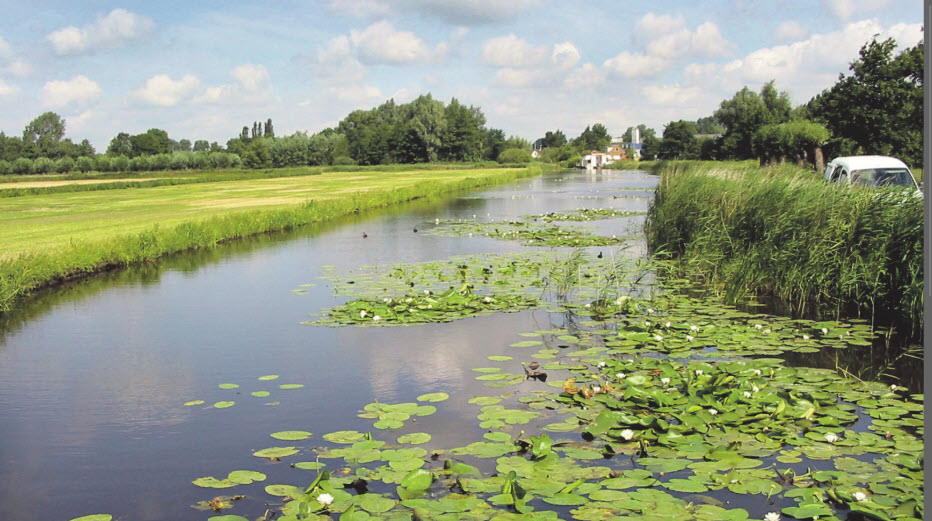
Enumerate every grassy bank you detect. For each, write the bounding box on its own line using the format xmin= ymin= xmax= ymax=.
xmin=0 ymin=166 xmax=540 ymax=310
xmin=645 ymin=161 xmax=922 ymax=338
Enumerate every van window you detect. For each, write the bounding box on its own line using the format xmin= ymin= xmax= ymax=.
xmin=830 ymin=165 xmax=845 ymax=182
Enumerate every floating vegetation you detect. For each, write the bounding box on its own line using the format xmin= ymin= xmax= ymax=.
xmin=527 ymin=207 xmax=645 ymax=222
xmin=429 ymin=218 xmax=630 ymax=247
xmin=308 ymin=284 xmax=541 ymax=327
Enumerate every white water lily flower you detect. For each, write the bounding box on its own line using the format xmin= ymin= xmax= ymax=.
xmin=653 ymin=334 xmax=663 ymax=341
xmin=644 ymin=321 xmax=651 ymax=327
xmin=620 ymin=429 xmax=634 ymax=441
xmin=616 ymin=373 xmax=626 ymax=380
xmin=695 ymin=369 xmax=703 ymax=376
xmin=690 ymin=325 xmax=699 ymax=332
xmin=372 ymin=315 xmax=382 ymax=322
xmin=890 ymin=384 xmax=897 ymax=391
xmin=592 ymin=386 xmax=601 ymax=393
xmin=424 ymin=289 xmax=431 ymax=295
xmin=822 ymin=327 xmax=829 ymax=334
xmin=585 ymin=303 xmax=592 ymax=308
xmin=435 ymin=218 xmax=440 ymax=224
xmin=752 ymin=385 xmax=760 ymax=393
xmin=743 ymin=391 xmax=752 ymax=398
xmin=824 ymin=433 xmax=839 ymax=443
xmin=852 ymin=491 xmax=867 ymax=502
xmin=359 ymin=310 xmax=367 ymax=318
xmin=764 ymin=329 xmax=771 ymax=334
xmin=484 ymin=296 xmax=493 ymax=302
xmin=646 ymin=308 xmax=654 ymax=314
xmin=686 ymin=335 xmax=694 ymax=342
xmin=597 ymin=361 xmax=606 ymax=368
xmin=317 ymin=493 xmax=334 ymax=507
xmin=764 ymin=513 xmax=780 ymax=521
xmin=755 ymin=324 xmax=763 ymax=329
xmin=661 ymin=377 xmax=671 ymax=386
xmin=405 ymin=298 xmax=413 ymax=303
xmin=753 ymin=369 xmax=762 ymax=376
xmin=803 ymin=334 xmax=810 ymax=340
xmin=708 ymin=408 xmax=718 ymax=415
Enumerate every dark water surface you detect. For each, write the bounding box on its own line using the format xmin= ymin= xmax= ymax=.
xmin=0 ymin=170 xmax=657 ymax=521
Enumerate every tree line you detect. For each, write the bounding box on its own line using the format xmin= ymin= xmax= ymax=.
xmin=0 ymin=35 xmax=920 ymax=175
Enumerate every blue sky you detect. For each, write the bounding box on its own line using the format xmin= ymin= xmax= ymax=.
xmin=0 ymin=0 xmax=923 ymax=151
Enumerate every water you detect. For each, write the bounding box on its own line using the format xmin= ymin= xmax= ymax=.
xmin=0 ymin=170 xmax=657 ymax=521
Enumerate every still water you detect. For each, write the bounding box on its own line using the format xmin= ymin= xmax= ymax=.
xmin=0 ymin=170 xmax=656 ymax=521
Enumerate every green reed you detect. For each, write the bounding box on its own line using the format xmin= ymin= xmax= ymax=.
xmin=645 ymin=161 xmax=922 ymax=338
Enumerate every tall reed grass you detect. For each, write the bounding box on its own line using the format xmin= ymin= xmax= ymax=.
xmin=0 ymin=167 xmax=540 ymax=311
xmin=646 ymin=161 xmax=922 ymax=338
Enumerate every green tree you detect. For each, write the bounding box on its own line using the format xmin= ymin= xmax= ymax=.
xmin=107 ymin=132 xmax=133 ymax=157
xmin=77 ymin=156 xmax=96 ymax=173
xmin=407 ymin=94 xmax=447 ymax=162
xmin=23 ymin=112 xmax=66 ymax=158
xmin=658 ymin=120 xmax=699 ymax=159
xmin=535 ymin=130 xmax=568 ymax=150
xmin=714 ymin=82 xmax=791 ymax=159
xmin=573 ymin=123 xmax=611 ymax=152
xmin=483 ymin=128 xmax=506 ymax=162
xmin=264 ymin=118 xmax=275 ymax=138
xmin=439 ymin=98 xmax=486 ymax=162
xmin=193 ymin=139 xmax=210 ymax=152
xmin=695 ymin=116 xmax=724 ymax=135
xmin=75 ymin=139 xmax=95 ymax=157
xmin=130 ymin=129 xmax=172 ymax=156
xmin=753 ymin=120 xmax=830 ymax=167
xmin=11 ymin=157 xmax=32 ymax=175
xmin=807 ymin=37 xmax=922 ymax=166
xmin=175 ymin=139 xmax=192 ymax=152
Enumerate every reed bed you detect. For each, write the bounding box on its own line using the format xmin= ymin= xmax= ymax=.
xmin=646 ymin=161 xmax=923 ymax=337
xmin=0 ymin=166 xmax=540 ymax=311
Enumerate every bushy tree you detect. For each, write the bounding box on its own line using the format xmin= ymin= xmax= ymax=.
xmin=753 ymin=120 xmax=830 ymax=167
xmin=32 ymin=157 xmax=54 ymax=174
xmin=573 ymin=123 xmax=611 ymax=152
xmin=130 ymin=155 xmax=149 ymax=172
xmin=498 ymin=148 xmax=532 ymax=164
xmin=658 ymin=120 xmax=699 ymax=159
xmin=714 ymin=82 xmax=791 ymax=159
xmin=439 ymin=98 xmax=485 ymax=162
xmin=107 ymin=132 xmax=133 ymax=157
xmin=807 ymin=37 xmax=922 ymax=166
xmin=111 ymin=155 xmax=130 ymax=172
xmin=77 ymin=155 xmax=95 ymax=173
xmin=0 ymin=160 xmax=10 ymax=175
xmin=11 ymin=157 xmax=32 ymax=175
xmin=193 ymin=139 xmax=210 ymax=152
xmin=54 ymin=156 xmax=75 ymax=173
xmin=23 ymin=112 xmax=66 ymax=158
xmin=192 ymin=152 xmax=210 ymax=169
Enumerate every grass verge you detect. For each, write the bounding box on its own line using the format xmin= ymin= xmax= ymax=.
xmin=0 ymin=166 xmax=540 ymax=311
xmin=645 ymin=160 xmax=922 ymax=338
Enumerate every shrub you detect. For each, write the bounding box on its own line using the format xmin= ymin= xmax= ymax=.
xmin=149 ymin=153 xmax=170 ymax=171
xmin=170 ymin=152 xmax=191 ymax=171
xmin=333 ymin=156 xmax=357 ymax=166
xmin=498 ymin=148 xmax=532 ymax=164
xmin=130 ymin=156 xmax=149 ymax=172
xmin=93 ymin=155 xmax=111 ymax=172
xmin=0 ymin=160 xmax=10 ymax=175
xmin=11 ymin=157 xmax=33 ymax=175
xmin=55 ymin=157 xmax=75 ymax=174
xmin=78 ymin=156 xmax=97 ymax=173
xmin=111 ymin=155 xmax=130 ymax=172
xmin=192 ymin=152 xmax=210 ymax=170
xmin=33 ymin=157 xmax=54 ymax=174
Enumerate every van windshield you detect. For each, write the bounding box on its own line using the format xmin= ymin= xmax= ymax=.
xmin=850 ymin=168 xmax=916 ymax=188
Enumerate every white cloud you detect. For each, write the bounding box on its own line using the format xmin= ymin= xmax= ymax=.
xmin=349 ymin=21 xmax=432 ymax=64
xmin=0 ymin=79 xmax=18 ymax=97
xmin=42 ymin=75 xmax=101 ymax=108
xmin=47 ymin=8 xmax=155 ymax=55
xmin=482 ymin=34 xmax=548 ymax=67
xmin=133 ymin=74 xmax=200 ymax=107
xmin=4 ymin=60 xmax=32 ymax=78
xmin=634 ymin=13 xmax=731 ymax=59
xmin=327 ymin=84 xmax=382 ymax=102
xmin=640 ymin=83 xmax=703 ymax=106
xmin=313 ymin=35 xmax=367 ymax=83
xmin=603 ymin=51 xmax=667 ymax=78
xmin=551 ymin=42 xmax=580 ymax=70
xmin=232 ymin=64 xmax=269 ymax=92
xmin=634 ymin=13 xmax=685 ymax=41
xmin=774 ymin=21 xmax=810 ymax=42
xmin=563 ymin=63 xmax=604 ymax=89
xmin=331 ymin=0 xmax=540 ymax=25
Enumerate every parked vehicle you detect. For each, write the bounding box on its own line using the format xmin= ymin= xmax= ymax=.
xmin=823 ymin=155 xmax=919 ymax=189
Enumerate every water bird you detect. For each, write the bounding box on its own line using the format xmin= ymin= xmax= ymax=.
xmin=362 ymin=232 xmax=368 ymax=238
xmin=597 ymin=252 xmax=603 ymax=258
xmin=413 ymin=228 xmax=418 ymax=233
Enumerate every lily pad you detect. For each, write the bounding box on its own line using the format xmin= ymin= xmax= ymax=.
xmin=270 ymin=430 xmax=312 ymax=441
xmin=417 ymin=392 xmax=450 ymax=403
xmin=213 ymin=401 xmax=235 ymax=409
xmin=252 ymin=446 xmax=299 ymax=459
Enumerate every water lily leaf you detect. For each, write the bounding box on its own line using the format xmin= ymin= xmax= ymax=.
xmin=397 ymin=432 xmax=432 ymax=444
xmin=271 ymin=431 xmax=312 ymax=441
xmin=279 ymin=384 xmax=304 ymax=389
xmin=228 ymin=470 xmax=266 ymax=484
xmin=264 ymin=484 xmax=303 ymax=498
xmin=323 ymin=431 xmax=368 ymax=444
xmin=400 ymin=468 xmax=433 ymax=490
xmin=468 ymin=396 xmax=502 ymax=406
xmin=253 ymin=446 xmax=299 ymax=459
xmin=417 ymin=392 xmax=450 ymax=403
xmin=663 ymin=478 xmax=708 ymax=493
xmin=781 ymin=503 xmax=833 ymax=519
xmin=542 ymin=493 xmax=589 ymax=506
xmin=489 ymin=356 xmax=513 ymax=361
xmin=251 ymin=391 xmax=270 ymax=397
xmin=258 ymin=375 xmax=279 ymax=380
xmin=510 ymin=340 xmax=543 ymax=348
xmin=213 ymin=401 xmax=235 ymax=409
xmin=293 ymin=461 xmax=326 ymax=470
xmin=184 ymin=400 xmax=204 ymax=406
xmin=192 ymin=477 xmax=236 ymax=488
xmin=207 ymin=516 xmax=250 ymax=521
xmin=219 ymin=383 xmax=239 ymax=389
xmin=68 ymin=516 xmax=113 ymax=521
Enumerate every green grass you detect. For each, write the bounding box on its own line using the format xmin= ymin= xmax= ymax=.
xmin=0 ymin=166 xmax=540 ymax=310
xmin=645 ymin=160 xmax=923 ymax=338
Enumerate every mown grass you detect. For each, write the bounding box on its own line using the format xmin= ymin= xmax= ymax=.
xmin=645 ymin=160 xmax=923 ymax=338
xmin=0 ymin=166 xmax=540 ymax=311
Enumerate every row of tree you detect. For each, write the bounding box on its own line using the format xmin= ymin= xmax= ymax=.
xmin=650 ymin=37 xmax=922 ymax=168
xmin=0 ymin=151 xmax=243 ymax=176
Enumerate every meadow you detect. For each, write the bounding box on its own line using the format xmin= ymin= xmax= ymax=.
xmin=0 ymin=165 xmax=540 ymax=310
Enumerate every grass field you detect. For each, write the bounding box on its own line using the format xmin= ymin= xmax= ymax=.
xmin=0 ymin=166 xmax=540 ymax=309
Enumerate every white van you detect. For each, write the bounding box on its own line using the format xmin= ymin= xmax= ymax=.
xmin=823 ymin=155 xmax=919 ymax=189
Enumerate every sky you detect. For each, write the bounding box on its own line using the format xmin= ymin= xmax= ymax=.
xmin=0 ymin=0 xmax=924 ymax=151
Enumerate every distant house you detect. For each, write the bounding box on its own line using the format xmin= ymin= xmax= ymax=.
xmin=531 ymin=149 xmax=543 ymax=159
xmin=606 ymin=145 xmax=627 ymax=162
xmin=580 ymin=145 xmax=627 ymax=169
